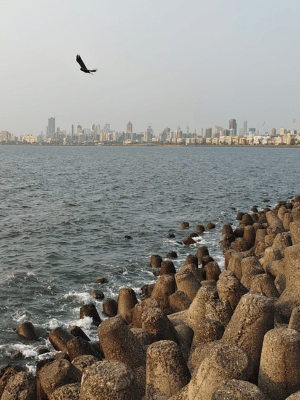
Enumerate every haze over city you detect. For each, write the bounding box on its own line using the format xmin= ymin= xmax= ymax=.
xmin=1 ymin=0 xmax=300 ymax=137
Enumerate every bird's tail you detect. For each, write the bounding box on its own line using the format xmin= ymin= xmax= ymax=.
xmin=90 ymin=69 xmax=97 ymax=72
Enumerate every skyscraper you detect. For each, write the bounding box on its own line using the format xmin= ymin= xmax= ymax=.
xmin=229 ymin=119 xmax=237 ymax=136
xmin=48 ymin=117 xmax=55 ymax=137
xmin=243 ymin=121 xmax=247 ymax=136
xmin=127 ymin=121 xmax=133 ymax=134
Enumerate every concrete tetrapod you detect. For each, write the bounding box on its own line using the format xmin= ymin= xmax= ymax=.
xmin=80 ymin=360 xmax=137 ymax=400
xmin=211 ymin=379 xmax=267 ymax=399
xmin=188 ymin=342 xmax=253 ymax=400
xmin=187 ymin=285 xmax=218 ymax=330
xmin=221 ymin=292 xmax=274 ymax=377
xmin=146 ymin=340 xmax=191 ymax=400
xmin=275 ymin=244 xmax=300 ymax=322
xmin=216 ymin=270 xmax=248 ymax=311
xmin=1 ymin=372 xmax=36 ymax=400
xmin=258 ymin=328 xmax=300 ymax=400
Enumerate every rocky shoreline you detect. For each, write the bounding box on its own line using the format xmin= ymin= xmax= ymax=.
xmin=1 ymin=195 xmax=300 ymax=399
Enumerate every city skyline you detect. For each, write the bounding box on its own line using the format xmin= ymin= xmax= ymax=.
xmin=2 ymin=1 xmax=300 ymax=136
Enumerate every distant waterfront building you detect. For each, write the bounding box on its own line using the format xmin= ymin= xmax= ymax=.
xmin=280 ymin=128 xmax=287 ymax=135
xmin=127 ymin=121 xmax=133 ymax=134
xmin=205 ymin=128 xmax=212 ymax=138
xmin=47 ymin=117 xmax=55 ymax=137
xmin=199 ymin=128 xmax=204 ymax=137
xmin=175 ymin=126 xmax=182 ymax=139
xmin=249 ymin=128 xmax=256 ymax=135
xmin=77 ymin=124 xmax=83 ymax=134
xmin=104 ymin=124 xmax=110 ymax=133
xmin=229 ymin=119 xmax=237 ymax=136
xmin=243 ymin=121 xmax=247 ymax=136
xmin=214 ymin=126 xmax=222 ymax=136
xmin=271 ymin=128 xmax=276 ymax=136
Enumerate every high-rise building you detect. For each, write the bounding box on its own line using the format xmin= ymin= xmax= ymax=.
xmin=127 ymin=121 xmax=133 ymax=133
xmin=243 ymin=121 xmax=247 ymax=136
xmin=199 ymin=128 xmax=204 ymax=137
xmin=229 ymin=119 xmax=237 ymax=136
xmin=175 ymin=126 xmax=182 ymax=139
xmin=271 ymin=128 xmax=276 ymax=136
xmin=48 ymin=117 xmax=55 ymax=137
xmin=104 ymin=124 xmax=110 ymax=133
xmin=205 ymin=128 xmax=212 ymax=138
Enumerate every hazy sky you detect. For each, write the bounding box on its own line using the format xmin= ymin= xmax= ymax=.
xmin=1 ymin=0 xmax=300 ymax=136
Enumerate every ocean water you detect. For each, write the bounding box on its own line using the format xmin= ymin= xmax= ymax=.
xmin=0 ymin=145 xmax=299 ymax=370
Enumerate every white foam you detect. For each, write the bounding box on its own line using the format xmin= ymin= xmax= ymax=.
xmin=63 ymin=291 xmax=92 ymax=303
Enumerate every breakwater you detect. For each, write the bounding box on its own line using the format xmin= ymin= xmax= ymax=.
xmin=2 ymin=194 xmax=300 ymax=399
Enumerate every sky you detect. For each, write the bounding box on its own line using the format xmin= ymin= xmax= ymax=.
xmin=1 ymin=0 xmax=300 ymax=137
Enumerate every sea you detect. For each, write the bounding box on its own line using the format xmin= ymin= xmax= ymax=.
xmin=0 ymin=145 xmax=299 ymax=371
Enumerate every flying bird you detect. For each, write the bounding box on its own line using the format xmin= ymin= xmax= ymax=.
xmin=76 ymin=55 xmax=97 ymax=74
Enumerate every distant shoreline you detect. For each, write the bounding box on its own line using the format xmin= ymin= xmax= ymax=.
xmin=1 ymin=143 xmax=300 ymax=149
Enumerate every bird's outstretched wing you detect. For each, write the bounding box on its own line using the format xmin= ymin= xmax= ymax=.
xmin=76 ymin=55 xmax=87 ymax=69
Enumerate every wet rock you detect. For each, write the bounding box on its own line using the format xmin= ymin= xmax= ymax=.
xmin=1 ymin=372 xmax=36 ymax=400
xmin=222 ymin=223 xmax=234 ymax=236
xmin=49 ymin=327 xmax=75 ymax=353
xmin=184 ymin=254 xmax=198 ymax=267
xmin=169 ymin=291 xmax=192 ymax=313
xmin=212 ymin=379 xmax=267 ymax=400
xmin=290 ymin=221 xmax=300 ymax=245
xmin=80 ymin=304 xmax=102 ymax=327
xmin=146 ymin=341 xmax=191 ymax=399
xmin=175 ymin=268 xmax=201 ymax=301
xmin=67 ymin=336 xmax=100 ymax=362
xmin=71 ymin=355 xmax=98 ymax=373
xmin=68 ymin=326 xmax=90 ymax=341
xmin=221 ymin=293 xmax=274 ymax=376
xmin=160 ymin=260 xmax=176 ymax=275
xmin=191 ymin=319 xmax=225 ymax=353
xmin=196 ymin=246 xmax=209 ymax=265
xmin=204 ymin=261 xmax=221 ymax=281
xmin=241 ymin=214 xmax=254 ymax=226
xmin=39 ymin=359 xmax=81 ymax=398
xmin=132 ymin=298 xmax=159 ymax=328
xmin=98 ymin=316 xmax=146 ymax=371
xmin=189 ymin=342 xmax=253 ymax=400
xmin=50 ymin=383 xmax=80 ymax=400
xmin=231 ymin=238 xmax=251 ymax=253
xmin=189 ymin=232 xmax=199 ymax=238
xmin=250 ymin=273 xmax=280 ymax=298
xmin=167 ymin=232 xmax=175 ymax=238
xmin=284 ymin=212 xmax=294 ymax=231
xmin=124 ymin=235 xmax=132 ymax=239
xmin=206 ymin=222 xmax=216 ymax=229
xmin=94 ymin=277 xmax=108 ymax=284
xmin=196 ymin=225 xmax=205 ymax=233
xmin=17 ymin=321 xmax=39 ymax=341
xmin=289 ymin=305 xmax=300 ymax=333
xmin=180 ymin=222 xmax=189 ymax=229
xmin=150 ymin=254 xmax=162 ymax=269
xmin=233 ymin=227 xmax=244 ymax=238
xmin=141 ymin=307 xmax=180 ymax=344
xmin=117 ymin=288 xmax=138 ymax=317
xmin=90 ymin=290 xmax=104 ymax=299
xmin=183 ymin=236 xmax=195 ymax=246
xmin=80 ymin=360 xmax=136 ymax=400
xmin=292 ymin=206 xmax=300 ymax=222
xmin=166 ymin=251 xmax=177 ymax=259
xmin=258 ymin=328 xmax=300 ymax=400
xmin=102 ymin=299 xmax=118 ymax=317
xmin=202 ymin=255 xmax=214 ymax=266
xmin=0 ymin=366 xmax=26 ymax=398
xmin=9 ymin=350 xmax=23 ymax=360
xmin=151 ymin=274 xmax=176 ymax=310
xmin=187 ymin=285 xmax=219 ymax=330
xmin=236 ymin=212 xmax=245 ymax=221
xmin=130 ymin=327 xmax=151 ymax=346
xmin=217 ymin=270 xmax=248 ymax=311
xmin=275 ymin=244 xmax=300 ymax=322
xmin=243 ymin=225 xmax=256 ymax=247
xmin=140 ymin=283 xmax=155 ymax=299
xmin=240 ymin=256 xmax=264 ymax=290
